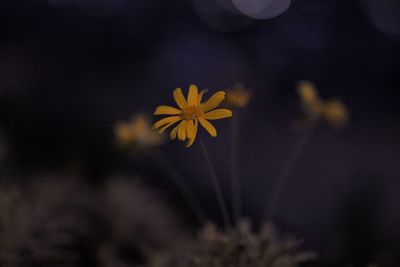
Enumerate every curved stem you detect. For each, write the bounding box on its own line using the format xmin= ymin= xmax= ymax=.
xmin=200 ymin=140 xmax=231 ymax=228
xmin=151 ymin=148 xmax=208 ymax=224
xmin=265 ymin=120 xmax=318 ymax=220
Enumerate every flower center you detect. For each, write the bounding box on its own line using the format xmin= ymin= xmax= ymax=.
xmin=180 ymin=106 xmax=202 ymax=120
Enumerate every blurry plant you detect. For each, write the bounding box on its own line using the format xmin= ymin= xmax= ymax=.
xmin=179 ymin=219 xmax=316 ymax=267
xmin=98 ymin=177 xmax=185 ymax=267
xmin=153 ymin=84 xmax=232 ymax=147
xmin=297 ymin=80 xmax=350 ymax=128
xmin=0 ymin=178 xmax=99 ymax=267
xmin=115 ymin=114 xmax=166 ymax=151
xmin=0 ymin=176 xmax=185 ymax=267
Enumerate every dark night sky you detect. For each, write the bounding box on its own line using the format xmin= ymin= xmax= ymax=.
xmin=0 ymin=0 xmax=399 ymax=266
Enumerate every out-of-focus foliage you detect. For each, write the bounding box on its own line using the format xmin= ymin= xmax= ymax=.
xmin=0 ymin=176 xmax=184 ymax=267
xmin=175 ymin=219 xmax=316 ymax=267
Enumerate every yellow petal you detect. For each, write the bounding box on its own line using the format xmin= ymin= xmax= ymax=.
xmin=198 ymin=117 xmax=217 ymax=137
xmin=154 ymin=105 xmax=181 ymax=115
xmin=186 ymin=120 xmax=195 ymax=140
xmin=323 ymin=100 xmax=349 ymax=127
xmin=173 ymin=88 xmax=187 ymax=109
xmin=152 ymin=116 xmax=180 ymax=129
xmin=197 ymin=90 xmax=207 ymax=105
xmin=115 ymin=123 xmax=131 ymax=142
xmin=203 ymin=109 xmax=232 ymax=120
xmin=158 ymin=117 xmax=181 ymax=134
xmin=297 ymin=81 xmax=319 ymax=105
xmin=186 ymin=119 xmax=198 ymax=147
xmin=201 ymin=91 xmax=225 ymax=112
xmin=178 ymin=120 xmax=187 ymax=141
xmin=170 ymin=122 xmax=183 ymax=140
xmin=187 ymin=84 xmax=199 ymax=106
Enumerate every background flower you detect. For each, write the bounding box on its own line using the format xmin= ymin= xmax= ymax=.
xmin=115 ymin=114 xmax=166 ymax=150
xmin=225 ymin=82 xmax=252 ymax=108
xmin=297 ymin=80 xmax=350 ymax=128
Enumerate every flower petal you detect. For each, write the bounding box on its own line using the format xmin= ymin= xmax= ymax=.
xmin=170 ymin=121 xmax=183 ymax=140
xmin=173 ymin=88 xmax=187 ymax=109
xmin=187 ymin=84 xmax=199 ymax=106
xmin=158 ymin=117 xmax=181 ymax=134
xmin=186 ymin=119 xmax=198 ymax=147
xmin=201 ymin=91 xmax=225 ymax=112
xmin=186 ymin=120 xmax=195 ymax=140
xmin=178 ymin=120 xmax=187 ymax=141
xmin=323 ymin=100 xmax=349 ymax=127
xmin=152 ymin=116 xmax=180 ymax=129
xmin=203 ymin=109 xmax=232 ymax=120
xmin=198 ymin=117 xmax=217 ymax=137
xmin=297 ymin=81 xmax=319 ymax=105
xmin=154 ymin=105 xmax=181 ymax=115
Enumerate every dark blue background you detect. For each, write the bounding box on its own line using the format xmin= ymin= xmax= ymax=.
xmin=0 ymin=0 xmax=399 ymax=266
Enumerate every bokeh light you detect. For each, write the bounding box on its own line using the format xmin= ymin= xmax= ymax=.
xmin=232 ymin=0 xmax=291 ymax=19
xmin=193 ymin=0 xmax=253 ymax=32
xmin=364 ymin=0 xmax=400 ymax=35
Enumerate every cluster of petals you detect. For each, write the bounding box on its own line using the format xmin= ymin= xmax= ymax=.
xmin=225 ymin=83 xmax=252 ymax=108
xmin=115 ymin=115 xmax=164 ymax=147
xmin=297 ymin=81 xmax=349 ymax=128
xmin=153 ymin=85 xmax=232 ymax=147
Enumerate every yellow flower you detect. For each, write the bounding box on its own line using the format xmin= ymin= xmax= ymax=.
xmin=297 ymin=80 xmax=349 ymax=127
xmin=323 ymin=100 xmax=349 ymax=128
xmin=225 ymin=83 xmax=252 ymax=108
xmin=297 ymin=81 xmax=324 ymax=119
xmin=153 ymin=84 xmax=233 ymax=147
xmin=115 ymin=115 xmax=165 ymax=148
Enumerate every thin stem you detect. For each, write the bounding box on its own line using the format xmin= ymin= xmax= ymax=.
xmin=199 ymin=140 xmax=231 ymax=228
xmin=151 ymin=148 xmax=208 ymax=224
xmin=231 ymin=114 xmax=241 ymax=225
xmin=265 ymin=119 xmax=319 ymax=220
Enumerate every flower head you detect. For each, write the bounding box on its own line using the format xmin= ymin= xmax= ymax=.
xmin=297 ymin=81 xmax=349 ymax=128
xmin=115 ymin=114 xmax=165 ymax=149
xmin=297 ymin=81 xmax=324 ymax=120
xmin=323 ymin=100 xmax=349 ymax=128
xmin=153 ymin=84 xmax=232 ymax=147
xmin=225 ymin=82 xmax=252 ymax=108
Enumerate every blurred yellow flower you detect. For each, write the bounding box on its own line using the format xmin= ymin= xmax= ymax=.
xmin=225 ymin=83 xmax=252 ymax=108
xmin=297 ymin=80 xmax=349 ymax=127
xmin=115 ymin=115 xmax=165 ymax=148
xmin=297 ymin=81 xmax=324 ymax=119
xmin=153 ymin=84 xmax=232 ymax=147
xmin=323 ymin=100 xmax=349 ymax=128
